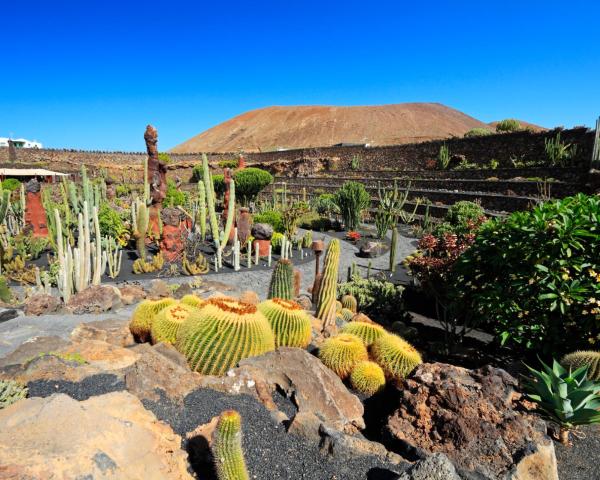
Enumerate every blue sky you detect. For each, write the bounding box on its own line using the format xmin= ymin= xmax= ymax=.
xmin=1 ymin=1 xmax=598 ymax=151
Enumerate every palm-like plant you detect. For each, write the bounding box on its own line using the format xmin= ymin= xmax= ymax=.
xmin=523 ymin=358 xmax=600 ymax=445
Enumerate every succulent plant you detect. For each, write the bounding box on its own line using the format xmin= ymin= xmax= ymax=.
xmin=182 ymin=252 xmax=209 ymax=275
xmin=0 ymin=379 xmax=28 ymax=409
xmin=180 ymin=294 xmax=206 ymax=310
xmin=341 ymin=321 xmax=385 ymax=346
xmin=340 ymin=308 xmax=355 ymax=322
xmin=316 ymin=239 xmax=341 ymax=329
xmin=132 ymin=252 xmax=165 ymax=274
xmin=340 ymin=294 xmax=357 ymax=313
xmin=336 ymin=300 xmax=343 ymax=313
xmin=371 ymin=333 xmax=422 ymax=381
xmin=129 ymin=298 xmax=177 ymax=342
xmin=212 ymin=410 xmax=250 ymax=480
xmin=561 ymin=351 xmax=600 ymax=381
xmin=150 ymin=302 xmax=196 ymax=345
xmin=523 ymin=358 xmax=600 ymax=444
xmin=318 ymin=333 xmax=368 ymax=379
xmin=258 ymin=298 xmax=312 ymax=349
xmin=175 ymin=297 xmax=275 ymax=375
xmin=350 ymin=361 xmax=386 ymax=396
xmin=268 ymin=259 xmax=294 ymax=300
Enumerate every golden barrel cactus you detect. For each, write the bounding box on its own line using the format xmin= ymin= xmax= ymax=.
xmin=129 ymin=298 xmax=177 ymax=342
xmin=258 ymin=298 xmax=312 ymax=349
xmin=371 ymin=333 xmax=422 ymax=381
xmin=318 ymin=333 xmax=368 ymax=379
xmin=341 ymin=321 xmax=385 ymax=346
xmin=350 ymin=361 xmax=386 ymax=396
xmin=150 ymin=302 xmax=196 ymax=345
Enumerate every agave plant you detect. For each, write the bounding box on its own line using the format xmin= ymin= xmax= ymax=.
xmin=523 ymin=358 xmax=600 ymax=445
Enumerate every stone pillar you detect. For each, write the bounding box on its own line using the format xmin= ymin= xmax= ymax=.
xmin=24 ymin=179 xmax=48 ymax=237
xmin=160 ymin=207 xmax=185 ymax=262
xmin=144 ymin=125 xmax=167 ymax=238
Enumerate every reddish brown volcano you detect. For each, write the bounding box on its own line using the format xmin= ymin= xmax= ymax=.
xmin=170 ymin=103 xmax=494 ymax=153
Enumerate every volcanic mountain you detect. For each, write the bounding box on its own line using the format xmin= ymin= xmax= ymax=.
xmin=170 ymin=103 xmax=495 ymax=153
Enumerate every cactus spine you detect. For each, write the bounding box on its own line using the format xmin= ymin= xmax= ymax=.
xmin=268 ymin=259 xmax=294 ymax=300
xmin=175 ymin=297 xmax=275 ymax=375
xmin=561 ymin=351 xmax=600 ymax=381
xmin=318 ymin=333 xmax=368 ymax=379
xmin=150 ymin=302 xmax=195 ymax=345
xmin=389 ymin=227 xmax=398 ymax=273
xmin=350 ymin=361 xmax=386 ymax=396
xmin=258 ymin=298 xmax=312 ymax=348
xmin=341 ymin=321 xmax=385 ymax=346
xmin=212 ymin=410 xmax=250 ymax=480
xmin=340 ymin=294 xmax=357 ymax=313
xmin=371 ymin=333 xmax=422 ymax=381
xmin=316 ymin=239 xmax=341 ymax=329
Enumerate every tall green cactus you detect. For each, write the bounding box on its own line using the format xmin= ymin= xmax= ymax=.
xmin=212 ymin=410 xmax=250 ymax=480
xmin=316 ymin=239 xmax=341 ymax=328
xmin=258 ymin=298 xmax=312 ymax=348
xmin=0 ymin=190 xmax=10 ymax=226
xmin=268 ymin=259 xmax=294 ymax=300
xmin=220 ymin=178 xmax=235 ymax=246
xmin=132 ymin=198 xmax=150 ymax=260
xmin=202 ymin=153 xmax=220 ymax=242
xmin=389 ymin=227 xmax=398 ymax=273
xmin=561 ymin=351 xmax=600 ymax=381
xmin=175 ymin=297 xmax=275 ymax=375
xmin=197 ymin=180 xmax=207 ymax=240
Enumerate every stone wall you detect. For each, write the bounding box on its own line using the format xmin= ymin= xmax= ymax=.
xmin=0 ymin=127 xmax=594 ymax=182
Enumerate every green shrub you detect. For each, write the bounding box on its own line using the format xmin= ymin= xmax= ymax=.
xmin=158 ymin=152 xmax=172 ymax=164
xmin=495 ymin=119 xmax=521 ymax=132
xmin=333 ymin=181 xmax=370 ymax=231
xmin=163 ymin=180 xmax=188 ymax=207
xmin=338 ymin=274 xmax=406 ymax=320
xmin=192 ymin=164 xmax=203 ymax=182
xmin=212 ymin=174 xmax=226 ymax=197
xmin=450 ymin=194 xmax=600 ymax=355
xmin=115 ymin=184 xmax=132 ymax=197
xmin=464 ymin=128 xmax=493 ymax=138
xmin=270 ymin=232 xmax=284 ymax=252
xmin=218 ymin=159 xmax=239 ymax=169
xmin=444 ymin=201 xmax=486 ymax=235
xmin=233 ymin=168 xmax=273 ymax=206
xmin=254 ymin=210 xmax=284 ymax=233
xmin=1 ymin=178 xmax=21 ymax=192
xmin=98 ymin=202 xmax=128 ymax=241
xmin=311 ymin=193 xmax=338 ymax=217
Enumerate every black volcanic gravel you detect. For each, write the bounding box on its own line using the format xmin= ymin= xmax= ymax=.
xmin=143 ymin=388 xmax=405 ymax=480
xmin=27 ymin=373 xmax=126 ymax=400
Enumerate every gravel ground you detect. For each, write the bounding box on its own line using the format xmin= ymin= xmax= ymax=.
xmin=555 ymin=424 xmax=600 ymax=480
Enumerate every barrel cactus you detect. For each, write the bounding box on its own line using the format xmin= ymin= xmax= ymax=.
xmin=316 ymin=239 xmax=341 ymax=328
xmin=175 ymin=297 xmax=275 ymax=375
xmin=180 ymin=294 xmax=205 ymax=309
xmin=350 ymin=361 xmax=386 ymax=396
xmin=150 ymin=302 xmax=196 ymax=345
xmin=318 ymin=333 xmax=368 ymax=379
xmin=129 ymin=298 xmax=177 ymax=342
xmin=340 ymin=294 xmax=357 ymax=313
xmin=268 ymin=259 xmax=294 ymax=300
xmin=341 ymin=321 xmax=385 ymax=346
xmin=0 ymin=380 xmax=28 ymax=409
xmin=258 ymin=298 xmax=312 ymax=349
xmin=340 ymin=308 xmax=355 ymax=322
xmin=212 ymin=410 xmax=250 ymax=480
xmin=561 ymin=351 xmax=600 ymax=381
xmin=371 ymin=333 xmax=422 ymax=380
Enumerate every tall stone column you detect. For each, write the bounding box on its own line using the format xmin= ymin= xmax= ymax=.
xmin=144 ymin=125 xmax=167 ymax=238
xmin=24 ymin=179 xmax=48 ymax=237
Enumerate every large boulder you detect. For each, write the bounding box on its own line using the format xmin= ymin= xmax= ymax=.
xmin=70 ymin=318 xmax=135 ymax=347
xmin=0 ymin=392 xmax=193 ymax=479
xmin=67 ymin=285 xmax=123 ymax=314
xmin=385 ymin=363 xmax=558 ymax=480
xmin=23 ymin=293 xmax=64 ymax=316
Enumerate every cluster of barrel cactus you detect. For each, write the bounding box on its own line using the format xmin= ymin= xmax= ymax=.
xmin=150 ymin=302 xmax=196 ymax=344
xmin=258 ymin=298 xmax=312 ymax=348
xmin=318 ymin=333 xmax=368 ymax=379
xmin=129 ymin=297 xmax=178 ymax=342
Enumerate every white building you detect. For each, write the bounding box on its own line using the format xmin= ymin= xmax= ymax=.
xmin=0 ymin=137 xmax=43 ymax=149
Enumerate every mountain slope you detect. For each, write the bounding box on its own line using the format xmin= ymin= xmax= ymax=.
xmin=170 ymin=103 xmax=492 ymax=153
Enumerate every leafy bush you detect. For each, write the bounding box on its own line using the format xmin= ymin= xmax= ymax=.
xmin=163 ymin=180 xmax=188 ymax=207
xmin=254 ymin=210 xmax=284 ymax=233
xmin=495 ymin=119 xmax=521 ymax=132
xmin=218 ymin=159 xmax=239 ymax=169
xmin=192 ymin=164 xmax=203 ymax=182
xmin=1 ymin=178 xmax=21 ymax=192
xmin=338 ymin=274 xmax=406 ymax=320
xmin=270 ymin=232 xmax=284 ymax=252
xmin=450 ymin=194 xmax=600 ymax=355
xmin=311 ymin=193 xmax=338 ymax=217
xmin=333 ymin=181 xmax=370 ymax=231
xmin=212 ymin=174 xmax=226 ymax=197
xmin=444 ymin=201 xmax=486 ymax=236
xmin=282 ymin=202 xmax=309 ymax=237
xmin=158 ymin=152 xmax=172 ymax=164
xmin=115 ymin=184 xmax=132 ymax=197
xmin=233 ymin=168 xmax=273 ymax=206
xmin=464 ymin=128 xmax=493 ymax=138
xmin=98 ymin=202 xmax=129 ymax=244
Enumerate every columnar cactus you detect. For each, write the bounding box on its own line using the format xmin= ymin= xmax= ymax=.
xmin=202 ymin=153 xmax=220 ymax=242
xmin=350 ymin=361 xmax=386 ymax=396
xmin=371 ymin=333 xmax=422 ymax=381
xmin=340 ymin=294 xmax=357 ymax=313
xmin=318 ymin=333 xmax=368 ymax=379
xmin=150 ymin=302 xmax=196 ymax=345
xmin=316 ymin=239 xmax=341 ymax=329
xmin=561 ymin=351 xmax=600 ymax=380
xmin=389 ymin=227 xmax=398 ymax=273
xmin=132 ymin=198 xmax=150 ymax=260
xmin=175 ymin=297 xmax=275 ymax=375
xmin=341 ymin=321 xmax=385 ymax=346
xmin=268 ymin=259 xmax=294 ymax=300
xmin=258 ymin=298 xmax=312 ymax=348
xmin=197 ymin=180 xmax=207 ymax=240
xmin=129 ymin=298 xmax=177 ymax=342
xmin=212 ymin=410 xmax=250 ymax=480
xmin=0 ymin=379 xmax=28 ymax=409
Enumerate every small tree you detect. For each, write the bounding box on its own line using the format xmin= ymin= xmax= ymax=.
xmin=495 ymin=119 xmax=521 ymax=133
xmin=233 ymin=168 xmax=273 ymax=206
xmin=333 ymin=181 xmax=370 ymax=231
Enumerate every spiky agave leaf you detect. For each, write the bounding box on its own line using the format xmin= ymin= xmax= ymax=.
xmin=371 ymin=333 xmax=422 ymax=380
xmin=350 ymin=361 xmax=386 ymax=396
xmin=175 ymin=297 xmax=275 ymax=375
xmin=129 ymin=298 xmax=178 ymax=342
xmin=318 ymin=333 xmax=368 ymax=379
xmin=150 ymin=302 xmax=196 ymax=344
xmin=258 ymin=298 xmax=312 ymax=349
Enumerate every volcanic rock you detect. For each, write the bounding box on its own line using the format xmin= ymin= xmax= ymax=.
xmin=66 ymin=285 xmax=123 ymax=314
xmin=23 ymin=293 xmax=64 ymax=316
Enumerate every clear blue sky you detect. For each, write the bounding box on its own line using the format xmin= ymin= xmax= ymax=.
xmin=1 ymin=1 xmax=598 ymax=151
